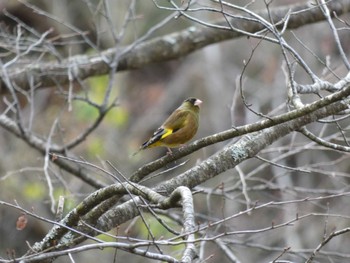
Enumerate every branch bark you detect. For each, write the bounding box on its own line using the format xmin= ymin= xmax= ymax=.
xmin=32 ymin=82 xmax=350 ymax=253
xmin=1 ymin=0 xmax=350 ymax=91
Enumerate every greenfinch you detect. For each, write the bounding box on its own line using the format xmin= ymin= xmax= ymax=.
xmin=134 ymin=97 xmax=202 ymax=154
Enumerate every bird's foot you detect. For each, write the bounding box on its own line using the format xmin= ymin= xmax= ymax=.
xmin=166 ymin=148 xmax=173 ymax=155
xmin=179 ymin=144 xmax=187 ymax=150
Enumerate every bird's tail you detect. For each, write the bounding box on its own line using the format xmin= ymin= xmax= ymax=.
xmin=131 ymin=139 xmax=152 ymax=157
xmin=131 ymin=148 xmax=142 ymax=156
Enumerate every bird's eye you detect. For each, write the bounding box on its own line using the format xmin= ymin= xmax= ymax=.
xmin=187 ymin=98 xmax=195 ymax=104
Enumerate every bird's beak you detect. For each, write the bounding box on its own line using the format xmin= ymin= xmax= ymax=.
xmin=195 ymin=99 xmax=202 ymax=107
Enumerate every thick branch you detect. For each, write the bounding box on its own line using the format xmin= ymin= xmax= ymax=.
xmin=159 ymin=186 xmax=197 ymax=262
xmin=97 ymin=97 xmax=350 ymax=230
xmin=1 ymin=0 xmax=350 ymax=91
xmin=33 ymin=90 xmax=350 ymax=252
xmin=130 ymin=80 xmax=350 ymax=183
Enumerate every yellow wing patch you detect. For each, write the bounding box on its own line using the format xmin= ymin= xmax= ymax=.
xmin=160 ymin=128 xmax=173 ymax=139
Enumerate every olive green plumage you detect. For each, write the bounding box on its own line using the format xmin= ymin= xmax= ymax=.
xmin=135 ymin=97 xmax=202 ymax=154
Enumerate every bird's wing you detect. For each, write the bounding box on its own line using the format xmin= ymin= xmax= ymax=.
xmin=141 ymin=110 xmax=190 ymax=149
xmin=141 ymin=126 xmax=172 ymax=148
xmin=162 ymin=109 xmax=189 ymax=131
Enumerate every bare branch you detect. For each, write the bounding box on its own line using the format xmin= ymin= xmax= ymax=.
xmin=1 ymin=1 xmax=350 ymax=91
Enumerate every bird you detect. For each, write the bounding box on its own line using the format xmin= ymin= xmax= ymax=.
xmin=133 ymin=97 xmax=202 ymax=155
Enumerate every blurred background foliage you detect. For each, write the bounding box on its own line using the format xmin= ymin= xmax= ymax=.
xmin=1 ymin=0 xmax=350 ymax=262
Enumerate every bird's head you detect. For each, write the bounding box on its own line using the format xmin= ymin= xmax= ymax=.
xmin=184 ymin=97 xmax=202 ymax=108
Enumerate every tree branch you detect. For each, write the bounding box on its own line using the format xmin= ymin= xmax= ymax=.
xmin=1 ymin=0 xmax=349 ymax=91
xmin=32 ymin=86 xmax=350 ymax=252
